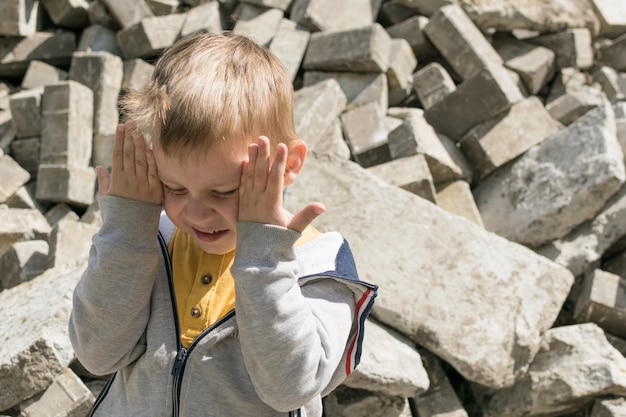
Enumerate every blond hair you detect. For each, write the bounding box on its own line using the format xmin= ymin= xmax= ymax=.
xmin=122 ymin=31 xmax=299 ymax=159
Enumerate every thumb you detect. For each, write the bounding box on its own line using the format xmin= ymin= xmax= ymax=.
xmin=287 ymin=202 xmax=326 ymax=233
xmin=95 ymin=166 xmax=111 ymax=196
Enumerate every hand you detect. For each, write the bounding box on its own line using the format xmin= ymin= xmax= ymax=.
xmin=95 ymin=122 xmax=163 ymax=205
xmin=238 ymin=136 xmax=325 ymax=233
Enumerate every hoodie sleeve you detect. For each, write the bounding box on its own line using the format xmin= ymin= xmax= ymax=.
xmin=68 ymin=195 xmax=163 ymax=376
xmin=231 ymin=222 xmax=359 ymax=412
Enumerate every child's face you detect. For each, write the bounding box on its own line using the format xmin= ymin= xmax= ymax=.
xmin=153 ymin=141 xmax=249 ymax=255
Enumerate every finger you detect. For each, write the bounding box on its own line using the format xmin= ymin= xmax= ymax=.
xmin=288 ymin=202 xmax=326 ymax=233
xmin=254 ymin=137 xmax=271 ymax=191
xmin=266 ymin=143 xmax=287 ymax=198
xmin=95 ymin=166 xmax=111 ymax=196
xmin=246 ymin=142 xmax=259 ymax=190
xmin=112 ymin=124 xmax=125 ymax=173
xmin=146 ymin=149 xmax=161 ymax=192
xmin=123 ymin=122 xmax=137 ymax=175
xmin=133 ymin=130 xmax=148 ymax=180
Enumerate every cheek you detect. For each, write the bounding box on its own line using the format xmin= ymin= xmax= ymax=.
xmin=162 ymin=195 xmax=184 ymax=222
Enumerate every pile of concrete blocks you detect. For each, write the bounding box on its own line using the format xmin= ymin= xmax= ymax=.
xmin=1 ymin=0 xmax=626 ymax=415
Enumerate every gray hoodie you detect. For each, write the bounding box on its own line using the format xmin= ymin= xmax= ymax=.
xmin=69 ymin=195 xmax=377 ymax=417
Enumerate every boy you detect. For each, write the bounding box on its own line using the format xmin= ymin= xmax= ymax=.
xmin=69 ymin=31 xmax=377 ymax=417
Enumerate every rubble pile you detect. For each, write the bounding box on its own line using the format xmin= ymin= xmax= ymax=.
xmin=1 ymin=0 xmax=626 ymax=415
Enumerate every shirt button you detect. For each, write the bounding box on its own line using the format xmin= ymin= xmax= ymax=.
xmin=201 ymin=274 xmax=213 ymax=285
xmin=190 ymin=306 xmax=202 ymax=318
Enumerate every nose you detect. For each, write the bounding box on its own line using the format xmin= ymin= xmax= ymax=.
xmin=184 ymin=196 xmax=216 ymax=224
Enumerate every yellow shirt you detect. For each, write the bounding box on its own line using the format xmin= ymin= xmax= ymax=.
xmin=168 ymin=225 xmax=321 ymax=348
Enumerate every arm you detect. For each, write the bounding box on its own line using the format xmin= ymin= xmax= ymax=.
xmin=235 ymin=137 xmax=354 ymax=410
xmin=69 ymin=123 xmax=164 ymax=375
xmin=69 ymin=196 xmax=162 ymax=375
xmin=232 ymin=223 xmax=356 ymax=412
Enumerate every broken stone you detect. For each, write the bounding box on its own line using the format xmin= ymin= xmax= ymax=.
xmin=598 ymin=33 xmax=626 ymax=72
xmin=21 ymin=61 xmax=68 ymax=90
xmin=0 ymin=206 xmax=50 ymax=257
xmin=593 ymin=66 xmax=626 ymax=101
xmin=35 ymin=165 xmax=96 ymax=207
xmin=414 ymin=350 xmax=469 ymax=417
xmin=424 ymin=65 xmax=523 ymax=140
xmin=530 ymin=28 xmax=594 ymax=70
xmin=145 ymin=0 xmax=179 ymax=16
xmin=0 ymin=31 xmax=77 ymax=78
xmin=122 ymin=58 xmax=154 ymax=92
xmin=19 ymin=367 xmax=94 ymax=417
xmin=412 ymin=62 xmax=456 ymax=110
xmin=342 ymin=318 xmax=429 ymax=398
xmin=423 ymin=4 xmax=503 ymax=80
xmin=302 ymin=23 xmax=392 ymax=73
xmin=116 ymin=13 xmax=186 ymax=59
xmin=180 ymin=1 xmax=222 ymax=37
xmin=9 ymin=88 xmax=43 ymax=139
xmin=284 ymin=153 xmax=574 ymax=389
xmin=290 ymin=0 xmax=374 ymax=32
xmin=100 ymin=0 xmax=154 ymax=29
xmin=385 ymin=15 xmax=437 ymax=61
xmin=46 ymin=218 xmax=99 ymax=270
xmin=460 ymin=96 xmax=562 ymax=181
xmin=546 ymin=85 xmax=606 ymax=126
xmin=590 ymin=396 xmax=626 ymax=417
xmin=0 ymin=0 xmax=41 ymax=37
xmin=474 ymin=100 xmax=625 ymax=248
xmin=268 ymin=19 xmax=310 ymax=82
xmin=435 ymin=180 xmax=483 ymax=227
xmin=323 ymin=385 xmax=410 ymax=417
xmin=40 ymin=81 xmax=93 ymax=168
xmin=367 ymin=154 xmax=437 ymax=202
xmin=0 ymin=262 xmax=86 ymax=410
xmin=233 ymin=4 xmax=283 ymax=47
xmin=340 ymin=102 xmax=390 ymax=168
xmin=0 ymin=240 xmax=49 ymax=291
xmin=475 ymin=323 xmax=626 ymax=417
xmin=40 ymin=0 xmax=90 ymax=29
xmin=10 ymin=137 xmax=41 ymax=178
xmin=386 ymin=38 xmax=417 ymax=106
xmin=0 ymin=154 xmax=30 ymax=204
xmin=76 ymin=24 xmax=122 ymax=56
xmin=574 ymin=269 xmax=626 ymax=339
xmin=293 ymin=78 xmax=347 ymax=148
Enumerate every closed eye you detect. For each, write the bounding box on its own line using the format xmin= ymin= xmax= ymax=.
xmin=163 ymin=184 xmax=186 ymax=195
xmin=213 ymin=189 xmax=238 ymax=199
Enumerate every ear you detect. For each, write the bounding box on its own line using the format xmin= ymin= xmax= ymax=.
xmin=283 ymin=140 xmax=307 ymax=186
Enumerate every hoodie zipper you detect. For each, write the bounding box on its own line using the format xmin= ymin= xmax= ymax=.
xmin=159 ymin=233 xmax=237 ymax=417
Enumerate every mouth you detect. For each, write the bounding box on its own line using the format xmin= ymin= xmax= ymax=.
xmin=193 ymin=228 xmax=229 ymax=243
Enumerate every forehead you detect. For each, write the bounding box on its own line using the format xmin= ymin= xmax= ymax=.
xmin=154 ymin=140 xmax=249 ymax=185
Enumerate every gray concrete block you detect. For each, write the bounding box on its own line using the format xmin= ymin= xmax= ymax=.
xmin=9 ymin=88 xmax=43 ymax=139
xmin=0 ymin=0 xmax=41 ymax=37
xmin=233 ymin=4 xmax=283 ymax=46
xmin=241 ymin=0 xmax=292 ymax=11
xmin=40 ymin=81 xmax=94 ymax=168
xmin=424 ymin=65 xmax=523 ymax=140
xmin=340 ymin=101 xmax=391 ymax=168
xmin=435 ymin=180 xmax=484 ymax=227
xmin=598 ymin=32 xmax=626 ymax=72
xmin=386 ymin=38 xmax=417 ymax=105
xmin=424 ymin=4 xmax=503 ymax=80
xmin=5 ymin=183 xmax=45 ymax=211
xmin=593 ymin=66 xmax=626 ymax=100
xmin=180 ymin=1 xmax=222 ymax=36
xmin=530 ymin=28 xmax=594 ymax=70
xmin=117 ymin=13 xmax=186 ymax=59
xmin=293 ymin=78 xmax=347 ymax=147
xmin=367 ymin=154 xmax=437 ymax=202
xmin=122 ymin=58 xmax=154 ymax=92
xmin=460 ymin=96 xmax=562 ymax=181
xmin=40 ymin=0 xmax=90 ymax=29
xmin=45 ymin=203 xmax=79 ymax=227
xmin=101 ymin=0 xmax=154 ymax=29
xmin=386 ymin=14 xmax=437 ymax=60
xmin=20 ymin=368 xmax=94 ymax=417
xmin=10 ymin=137 xmax=41 ymax=177
xmin=69 ymin=51 xmax=123 ymax=141
xmin=146 ymin=0 xmax=180 ymax=16
xmin=269 ymin=18 xmax=310 ymax=82
xmin=76 ymin=24 xmax=122 ymax=56
xmin=47 ymin=218 xmax=100 ymax=270
xmin=493 ymin=35 xmax=556 ymax=95
xmin=0 ymin=206 xmax=51 ymax=258
xmin=303 ymin=71 xmax=388 ymax=114
xmin=0 ymin=31 xmax=76 ymax=77
xmin=546 ymin=85 xmax=606 ymax=126
xmin=0 ymin=262 xmax=85 ymax=410
xmin=290 ymin=0 xmax=374 ymax=32
xmin=0 ymin=240 xmax=49 ymax=290
xmin=35 ymin=164 xmax=96 ymax=207
xmin=0 ymin=154 xmax=30 ymax=204
xmin=303 ymin=23 xmax=392 ymax=73
xmin=21 ymin=61 xmax=69 ymax=90
xmin=574 ymin=269 xmax=626 ymax=339
xmin=412 ymin=62 xmax=456 ymax=110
